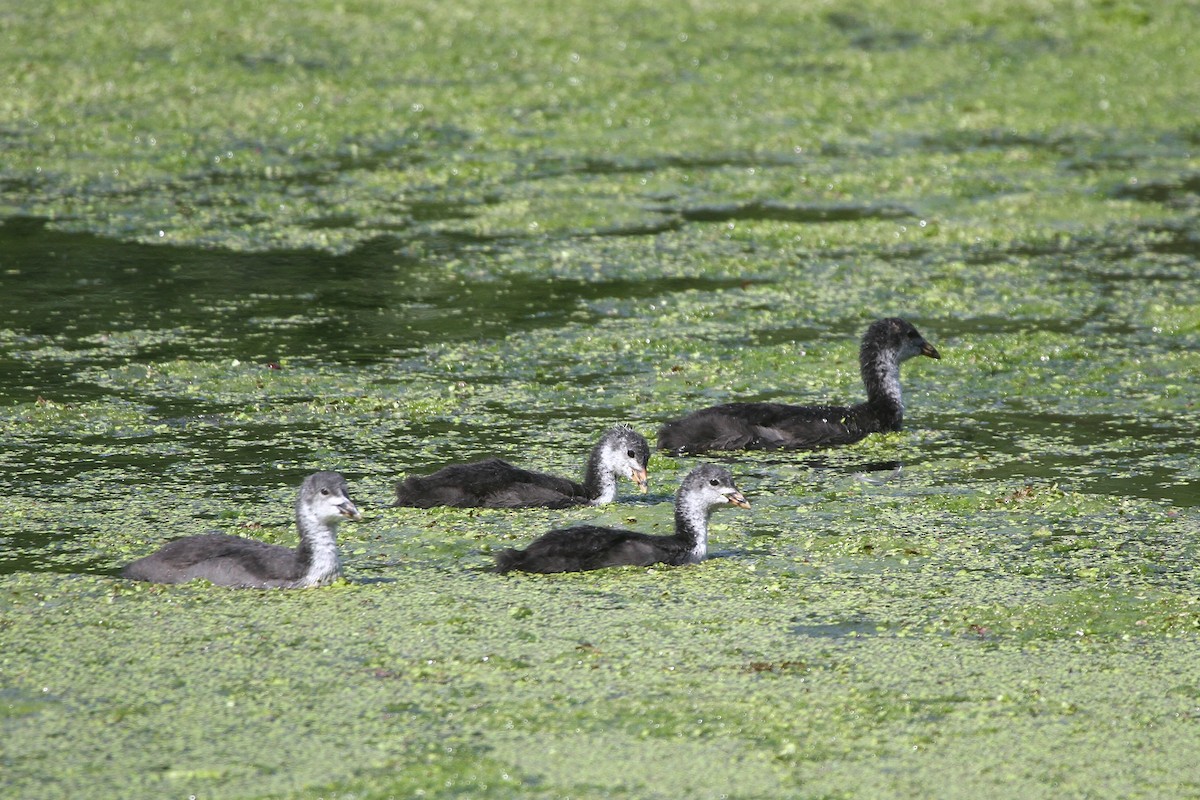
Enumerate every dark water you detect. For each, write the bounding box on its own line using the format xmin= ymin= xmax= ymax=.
xmin=0 ymin=218 xmax=741 ymax=400
xmin=1 ymin=212 xmax=1196 ymax=578
xmin=0 ymin=219 xmax=750 ymax=573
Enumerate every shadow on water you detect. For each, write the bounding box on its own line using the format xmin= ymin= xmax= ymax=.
xmin=670 ymin=200 xmax=916 ymax=224
xmin=0 ymin=218 xmax=742 ymax=404
xmin=1109 ymin=172 xmax=1200 ymax=207
xmin=0 ymin=543 xmax=119 ymax=577
xmin=934 ymin=410 xmax=1198 ymax=507
xmin=792 ymin=619 xmax=881 ymax=638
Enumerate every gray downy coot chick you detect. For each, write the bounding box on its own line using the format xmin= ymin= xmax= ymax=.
xmin=122 ymin=471 xmax=361 ymax=588
xmin=657 ymin=317 xmax=940 ymax=453
xmin=393 ymin=425 xmax=650 ymax=509
xmin=494 ymin=463 xmax=750 ymax=574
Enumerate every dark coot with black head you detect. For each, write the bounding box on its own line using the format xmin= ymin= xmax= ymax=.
xmin=393 ymin=425 xmax=650 ymax=509
xmin=122 ymin=471 xmax=361 ymax=588
xmin=494 ymin=463 xmax=750 ymax=574
xmin=657 ymin=317 xmax=940 ymax=453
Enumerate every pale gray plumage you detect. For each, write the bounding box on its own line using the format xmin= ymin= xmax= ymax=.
xmin=122 ymin=471 xmax=361 ymax=588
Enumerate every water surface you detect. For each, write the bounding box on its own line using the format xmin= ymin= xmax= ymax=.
xmin=1 ymin=1 xmax=1199 ymax=798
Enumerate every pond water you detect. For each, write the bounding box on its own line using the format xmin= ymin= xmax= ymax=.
xmin=3 ymin=199 xmax=1194 ymax=573
xmin=2 ymin=1 xmax=1199 ymax=798
xmin=3 ymin=155 xmax=1199 ymax=798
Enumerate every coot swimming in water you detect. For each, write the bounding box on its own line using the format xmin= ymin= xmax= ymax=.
xmin=122 ymin=471 xmax=361 ymax=588
xmin=657 ymin=318 xmax=939 ymax=453
xmin=394 ymin=425 xmax=650 ymax=509
xmin=494 ymin=463 xmax=749 ymax=574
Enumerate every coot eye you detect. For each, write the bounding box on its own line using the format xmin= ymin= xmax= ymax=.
xmin=320 ymin=488 xmax=331 ymax=496
xmin=709 ymin=479 xmax=720 ymax=486
xmin=627 ymin=449 xmax=636 ymax=458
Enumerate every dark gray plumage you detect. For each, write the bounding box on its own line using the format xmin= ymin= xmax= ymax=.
xmin=657 ymin=318 xmax=940 ymax=453
xmin=121 ymin=472 xmax=361 ymax=588
xmin=393 ymin=425 xmax=650 ymax=509
xmin=494 ymin=464 xmax=750 ymax=574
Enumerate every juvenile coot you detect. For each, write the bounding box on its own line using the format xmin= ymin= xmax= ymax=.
xmin=657 ymin=318 xmax=940 ymax=453
xmin=393 ymin=425 xmax=650 ymax=509
xmin=122 ymin=471 xmax=361 ymax=588
xmin=494 ymin=464 xmax=749 ymax=574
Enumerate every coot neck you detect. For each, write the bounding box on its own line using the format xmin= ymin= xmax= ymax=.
xmin=583 ymin=447 xmax=619 ymax=504
xmin=292 ymin=503 xmax=342 ymax=587
xmin=859 ymin=346 xmax=904 ymax=430
xmin=673 ymin=490 xmax=712 ymax=564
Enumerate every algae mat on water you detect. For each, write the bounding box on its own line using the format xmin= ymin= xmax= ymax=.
xmin=2 ymin=0 xmax=1197 ymax=251
xmin=2 ymin=0 xmax=1200 ymax=798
